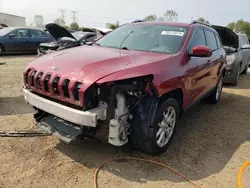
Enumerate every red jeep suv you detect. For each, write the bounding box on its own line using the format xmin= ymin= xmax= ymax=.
xmin=23 ymin=21 xmax=226 ymax=155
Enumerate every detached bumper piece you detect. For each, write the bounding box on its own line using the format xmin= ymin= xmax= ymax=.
xmin=37 ymin=115 xmax=82 ymax=143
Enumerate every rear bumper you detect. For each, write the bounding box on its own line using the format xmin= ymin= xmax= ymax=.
xmin=23 ymin=88 xmax=107 ymax=127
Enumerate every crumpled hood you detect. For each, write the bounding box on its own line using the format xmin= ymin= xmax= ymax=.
xmin=28 ymin=45 xmax=169 ymax=83
xmin=45 ymin=23 xmax=75 ymax=40
xmin=212 ymin=25 xmax=238 ymax=49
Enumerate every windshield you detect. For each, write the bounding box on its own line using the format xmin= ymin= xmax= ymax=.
xmin=0 ymin=27 xmax=13 ymax=36
xmin=72 ymin=32 xmax=89 ymax=40
xmin=96 ymin=24 xmax=188 ymax=54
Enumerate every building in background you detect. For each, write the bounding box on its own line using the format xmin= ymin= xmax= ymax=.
xmin=0 ymin=12 xmax=26 ymax=26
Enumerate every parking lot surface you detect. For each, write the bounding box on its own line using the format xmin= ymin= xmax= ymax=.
xmin=0 ymin=55 xmax=250 ymax=188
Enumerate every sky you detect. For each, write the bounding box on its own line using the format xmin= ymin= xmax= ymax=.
xmin=0 ymin=0 xmax=249 ymax=28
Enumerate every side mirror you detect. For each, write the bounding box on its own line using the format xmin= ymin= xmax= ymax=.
xmin=189 ymin=45 xmax=212 ymax=57
xmin=241 ymin=44 xmax=250 ymax=49
xmin=8 ymin=34 xmax=15 ymax=39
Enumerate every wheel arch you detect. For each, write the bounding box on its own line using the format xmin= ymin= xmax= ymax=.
xmin=0 ymin=43 xmax=5 ymax=52
xmin=158 ymin=88 xmax=183 ymax=114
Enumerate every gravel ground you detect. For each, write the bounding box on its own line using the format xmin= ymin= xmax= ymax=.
xmin=0 ymin=55 xmax=250 ymax=188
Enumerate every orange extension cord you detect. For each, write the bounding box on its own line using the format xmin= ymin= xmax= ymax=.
xmin=238 ymin=160 xmax=250 ymax=188
xmin=94 ymin=157 xmax=203 ymax=188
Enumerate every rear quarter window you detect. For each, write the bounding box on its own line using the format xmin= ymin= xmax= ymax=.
xmin=215 ymin=34 xmax=222 ymax=49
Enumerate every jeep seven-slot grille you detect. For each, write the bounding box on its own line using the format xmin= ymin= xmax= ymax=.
xmin=24 ymin=69 xmax=84 ymax=106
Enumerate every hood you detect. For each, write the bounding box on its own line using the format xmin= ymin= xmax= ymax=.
xmin=28 ymin=46 xmax=169 ymax=83
xmin=45 ymin=23 xmax=75 ymax=40
xmin=212 ymin=25 xmax=238 ymax=49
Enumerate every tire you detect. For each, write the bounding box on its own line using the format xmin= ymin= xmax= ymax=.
xmin=0 ymin=44 xmax=4 ymax=56
xmin=207 ymin=76 xmax=223 ymax=104
xmin=130 ymin=97 xmax=179 ymax=155
xmin=242 ymin=65 xmax=248 ymax=75
xmin=232 ymin=66 xmax=240 ymax=86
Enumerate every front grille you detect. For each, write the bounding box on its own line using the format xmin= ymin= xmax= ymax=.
xmin=44 ymin=74 xmax=51 ymax=92
xmin=24 ymin=69 xmax=84 ymax=106
xmin=63 ymin=79 xmax=70 ymax=98
xmin=53 ymin=76 xmax=60 ymax=95
xmin=36 ymin=72 xmax=43 ymax=89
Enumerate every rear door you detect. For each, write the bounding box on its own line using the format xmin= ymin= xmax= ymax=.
xmin=29 ymin=29 xmax=53 ymax=51
xmin=204 ymin=29 xmax=225 ymax=88
xmin=186 ymin=28 xmax=211 ymax=103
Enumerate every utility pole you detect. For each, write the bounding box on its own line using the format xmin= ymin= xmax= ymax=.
xmin=59 ymin=9 xmax=66 ymax=21
xmin=71 ymin=10 xmax=77 ymax=23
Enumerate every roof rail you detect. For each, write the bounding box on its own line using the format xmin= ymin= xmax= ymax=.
xmin=190 ymin=20 xmax=211 ymax=27
xmin=131 ymin=19 xmax=147 ymax=23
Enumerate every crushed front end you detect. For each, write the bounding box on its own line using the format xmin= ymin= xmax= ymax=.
xmin=23 ymin=67 xmax=156 ymax=146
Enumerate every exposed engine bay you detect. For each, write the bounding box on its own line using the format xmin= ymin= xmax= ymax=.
xmin=29 ymin=75 xmax=157 ymax=146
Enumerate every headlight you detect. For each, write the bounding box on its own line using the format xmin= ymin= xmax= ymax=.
xmin=226 ymin=54 xmax=235 ymax=65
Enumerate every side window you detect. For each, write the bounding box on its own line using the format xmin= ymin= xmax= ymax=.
xmin=15 ymin=29 xmax=30 ymax=38
xmin=30 ymin=30 xmax=47 ymax=38
xmin=239 ymin=36 xmax=244 ymax=47
xmin=215 ymin=34 xmax=222 ymax=49
xmin=204 ymin=30 xmax=217 ymax=51
xmin=189 ymin=28 xmax=206 ymax=53
xmin=244 ymin=36 xmax=249 ymax=44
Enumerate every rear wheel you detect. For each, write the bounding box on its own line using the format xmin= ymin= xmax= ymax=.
xmin=130 ymin=98 xmax=179 ymax=155
xmin=207 ymin=76 xmax=223 ymax=104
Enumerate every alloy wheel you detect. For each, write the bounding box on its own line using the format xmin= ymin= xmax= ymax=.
xmin=156 ymin=106 xmax=176 ymax=147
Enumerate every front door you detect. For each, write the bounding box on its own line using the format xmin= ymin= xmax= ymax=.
xmin=6 ymin=29 xmax=31 ymax=52
xmin=184 ymin=28 xmax=211 ymax=104
xmin=239 ymin=35 xmax=250 ymax=70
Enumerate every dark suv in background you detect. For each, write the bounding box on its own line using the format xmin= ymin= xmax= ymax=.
xmin=212 ymin=25 xmax=250 ymax=85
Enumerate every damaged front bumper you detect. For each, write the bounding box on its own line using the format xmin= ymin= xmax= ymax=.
xmin=23 ymin=88 xmax=107 ymax=127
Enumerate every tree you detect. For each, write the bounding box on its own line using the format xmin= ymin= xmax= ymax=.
xmin=164 ymin=10 xmax=178 ymax=22
xmin=158 ymin=17 xmax=165 ymax=21
xmin=34 ymin=15 xmax=44 ymax=28
xmin=227 ymin=22 xmax=235 ymax=30
xmin=70 ymin=22 xmax=80 ymax=31
xmin=197 ymin=17 xmax=210 ymax=24
xmin=227 ymin=20 xmax=250 ymax=38
xmin=106 ymin=21 xmax=120 ymax=30
xmin=54 ymin=18 xmax=65 ymax=26
xmin=144 ymin=14 xmax=157 ymax=21
xmin=64 ymin=25 xmax=70 ymax=29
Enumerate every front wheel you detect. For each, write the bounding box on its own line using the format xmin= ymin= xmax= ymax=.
xmin=232 ymin=66 xmax=240 ymax=86
xmin=242 ymin=65 xmax=248 ymax=75
xmin=130 ymin=98 xmax=179 ymax=155
xmin=0 ymin=45 xmax=4 ymax=56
